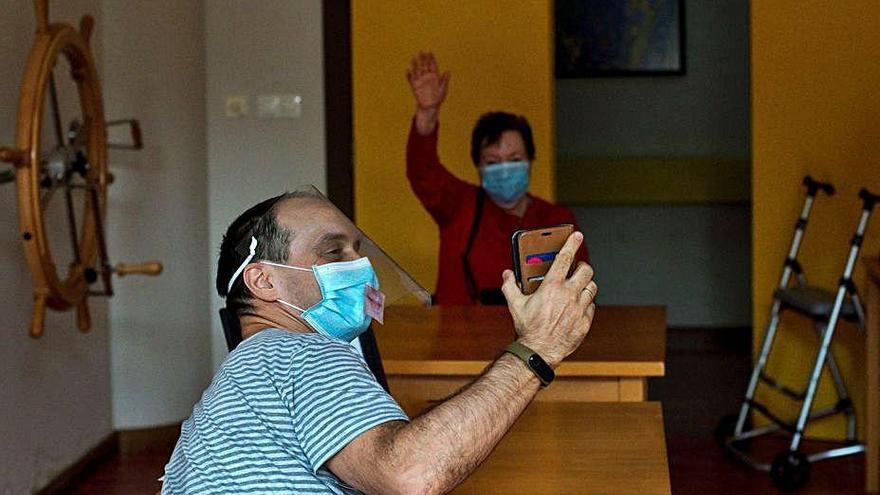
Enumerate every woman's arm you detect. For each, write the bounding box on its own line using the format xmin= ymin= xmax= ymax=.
xmin=407 ymin=51 xmax=448 ymax=136
xmin=405 ymin=52 xmax=471 ymax=226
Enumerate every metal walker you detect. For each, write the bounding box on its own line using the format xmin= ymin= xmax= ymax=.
xmin=717 ymin=176 xmax=880 ymax=491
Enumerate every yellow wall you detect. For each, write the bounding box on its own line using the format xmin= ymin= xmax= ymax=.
xmin=557 ymin=157 xmax=750 ymax=205
xmin=752 ymin=1 xmax=880 ymax=437
xmin=351 ymin=1 xmax=555 ymax=292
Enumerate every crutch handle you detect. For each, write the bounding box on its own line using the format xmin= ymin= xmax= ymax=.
xmin=859 ymin=188 xmax=880 ymax=211
xmin=803 ymin=176 xmax=835 ymax=196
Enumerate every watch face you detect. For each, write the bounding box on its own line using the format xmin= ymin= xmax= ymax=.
xmin=528 ymin=354 xmax=555 ymax=384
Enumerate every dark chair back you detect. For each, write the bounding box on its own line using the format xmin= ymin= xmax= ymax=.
xmin=219 ymin=308 xmax=243 ymax=352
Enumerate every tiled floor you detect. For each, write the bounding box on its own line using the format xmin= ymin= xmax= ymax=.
xmin=658 ymin=327 xmax=863 ymax=494
xmin=668 ymin=436 xmax=862 ymax=494
xmin=70 ymin=327 xmax=869 ymax=494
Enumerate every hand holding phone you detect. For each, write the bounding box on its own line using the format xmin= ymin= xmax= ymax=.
xmin=501 ymin=231 xmax=597 ymax=368
xmin=511 ymin=224 xmax=574 ymax=294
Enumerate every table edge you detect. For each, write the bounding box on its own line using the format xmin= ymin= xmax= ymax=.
xmin=384 ymin=360 xmax=666 ymax=377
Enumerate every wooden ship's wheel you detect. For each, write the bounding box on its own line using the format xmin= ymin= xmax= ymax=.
xmin=0 ymin=0 xmax=161 ymax=338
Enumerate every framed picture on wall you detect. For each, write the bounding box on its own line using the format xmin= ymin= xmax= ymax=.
xmin=555 ymin=0 xmax=685 ymax=77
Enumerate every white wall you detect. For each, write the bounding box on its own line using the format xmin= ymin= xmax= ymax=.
xmin=100 ymin=0 xmax=211 ymax=429
xmin=206 ymin=0 xmax=327 ymax=367
xmin=0 ymin=3 xmax=112 ymax=492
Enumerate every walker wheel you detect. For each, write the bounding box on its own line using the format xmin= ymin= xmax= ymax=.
xmin=770 ymin=450 xmax=810 ymax=491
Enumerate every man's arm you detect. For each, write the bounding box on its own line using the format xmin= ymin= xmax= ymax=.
xmin=327 ymin=232 xmax=598 ymax=495
xmin=329 ymin=352 xmax=540 ymax=495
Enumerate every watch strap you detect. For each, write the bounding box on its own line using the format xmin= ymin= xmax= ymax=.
xmin=504 ymin=341 xmax=554 ymax=387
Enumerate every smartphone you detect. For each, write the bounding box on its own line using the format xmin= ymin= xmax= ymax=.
xmin=511 ymin=224 xmax=574 ymax=295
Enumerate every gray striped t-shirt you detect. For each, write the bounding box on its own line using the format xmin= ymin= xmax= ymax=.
xmin=161 ymin=328 xmax=409 ymax=494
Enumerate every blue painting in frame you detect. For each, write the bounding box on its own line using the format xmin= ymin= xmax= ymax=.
xmin=555 ymin=0 xmax=685 ymax=77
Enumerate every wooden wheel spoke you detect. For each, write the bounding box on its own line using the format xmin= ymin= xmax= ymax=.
xmin=48 ymin=69 xmax=66 ymax=148
xmin=67 ymin=119 xmax=93 ymax=179
xmin=87 ymin=184 xmax=112 ymax=294
xmin=40 ymin=178 xmax=59 ymax=209
xmin=62 ymin=174 xmax=82 ymax=265
xmin=69 ymin=117 xmax=89 ymax=148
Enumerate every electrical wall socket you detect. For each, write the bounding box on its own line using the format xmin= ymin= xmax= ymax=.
xmin=257 ymin=94 xmax=302 ymax=119
xmin=225 ymin=95 xmax=248 ymax=118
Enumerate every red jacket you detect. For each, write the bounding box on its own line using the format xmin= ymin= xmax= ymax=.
xmin=406 ymin=121 xmax=589 ymax=305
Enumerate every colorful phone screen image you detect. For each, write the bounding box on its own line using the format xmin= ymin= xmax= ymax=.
xmin=525 ymin=251 xmax=558 ymax=265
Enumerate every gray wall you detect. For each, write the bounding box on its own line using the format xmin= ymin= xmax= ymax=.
xmin=1 ymin=1 xmax=211 ymax=489
xmin=0 ymin=3 xmax=111 ymax=492
xmin=101 ymin=0 xmax=211 ymax=429
xmin=206 ymin=0 xmax=327 ymax=368
xmin=557 ymin=0 xmax=751 ymax=327
xmin=556 ymin=0 xmax=750 ymax=158
xmin=0 ymin=1 xmax=329 ymax=489
xmin=574 ymin=205 xmax=751 ymax=327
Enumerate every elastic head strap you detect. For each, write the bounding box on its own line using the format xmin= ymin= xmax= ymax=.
xmin=227 ymin=236 xmax=258 ymax=294
xmin=259 ymin=260 xmax=312 ymax=272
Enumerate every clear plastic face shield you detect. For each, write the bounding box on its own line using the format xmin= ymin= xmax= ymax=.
xmin=227 ymin=185 xmax=431 ymax=319
xmin=298 ymin=186 xmax=433 ymax=309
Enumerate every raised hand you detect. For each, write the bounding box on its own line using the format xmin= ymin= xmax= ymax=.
xmin=407 ymin=51 xmax=450 ymax=112
xmin=501 ymin=232 xmax=597 ymax=367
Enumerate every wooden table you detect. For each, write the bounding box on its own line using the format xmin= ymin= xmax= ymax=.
xmin=865 ymin=258 xmax=880 ymax=493
xmin=440 ymin=401 xmax=671 ymax=494
xmin=376 ymin=305 xmax=666 ymax=405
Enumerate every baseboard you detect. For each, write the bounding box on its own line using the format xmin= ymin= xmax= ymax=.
xmin=36 ymin=432 xmax=118 ymax=495
xmin=37 ymin=423 xmax=181 ymax=493
xmin=118 ymin=423 xmax=181 ymax=455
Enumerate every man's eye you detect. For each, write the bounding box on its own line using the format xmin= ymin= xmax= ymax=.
xmin=327 ymin=249 xmax=342 ymax=257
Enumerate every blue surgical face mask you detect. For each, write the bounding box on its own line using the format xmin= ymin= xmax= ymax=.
xmin=262 ymin=257 xmax=380 ymax=343
xmin=480 ymin=160 xmax=530 ymax=208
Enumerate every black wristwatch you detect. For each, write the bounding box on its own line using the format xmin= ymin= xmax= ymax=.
xmin=504 ymin=341 xmax=555 ymax=387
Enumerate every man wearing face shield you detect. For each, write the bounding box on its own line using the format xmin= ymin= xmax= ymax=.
xmin=160 ymin=190 xmax=597 ymax=494
xmin=406 ymin=52 xmax=590 ymax=306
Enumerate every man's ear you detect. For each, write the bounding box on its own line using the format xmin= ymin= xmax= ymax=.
xmin=242 ymin=264 xmax=279 ymax=302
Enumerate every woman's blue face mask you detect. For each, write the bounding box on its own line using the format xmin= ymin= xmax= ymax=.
xmin=480 ymin=160 xmax=530 ymax=208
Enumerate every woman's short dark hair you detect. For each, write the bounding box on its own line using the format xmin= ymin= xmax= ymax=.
xmin=216 ymin=191 xmax=320 ymax=316
xmin=470 ymin=111 xmax=536 ymax=165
